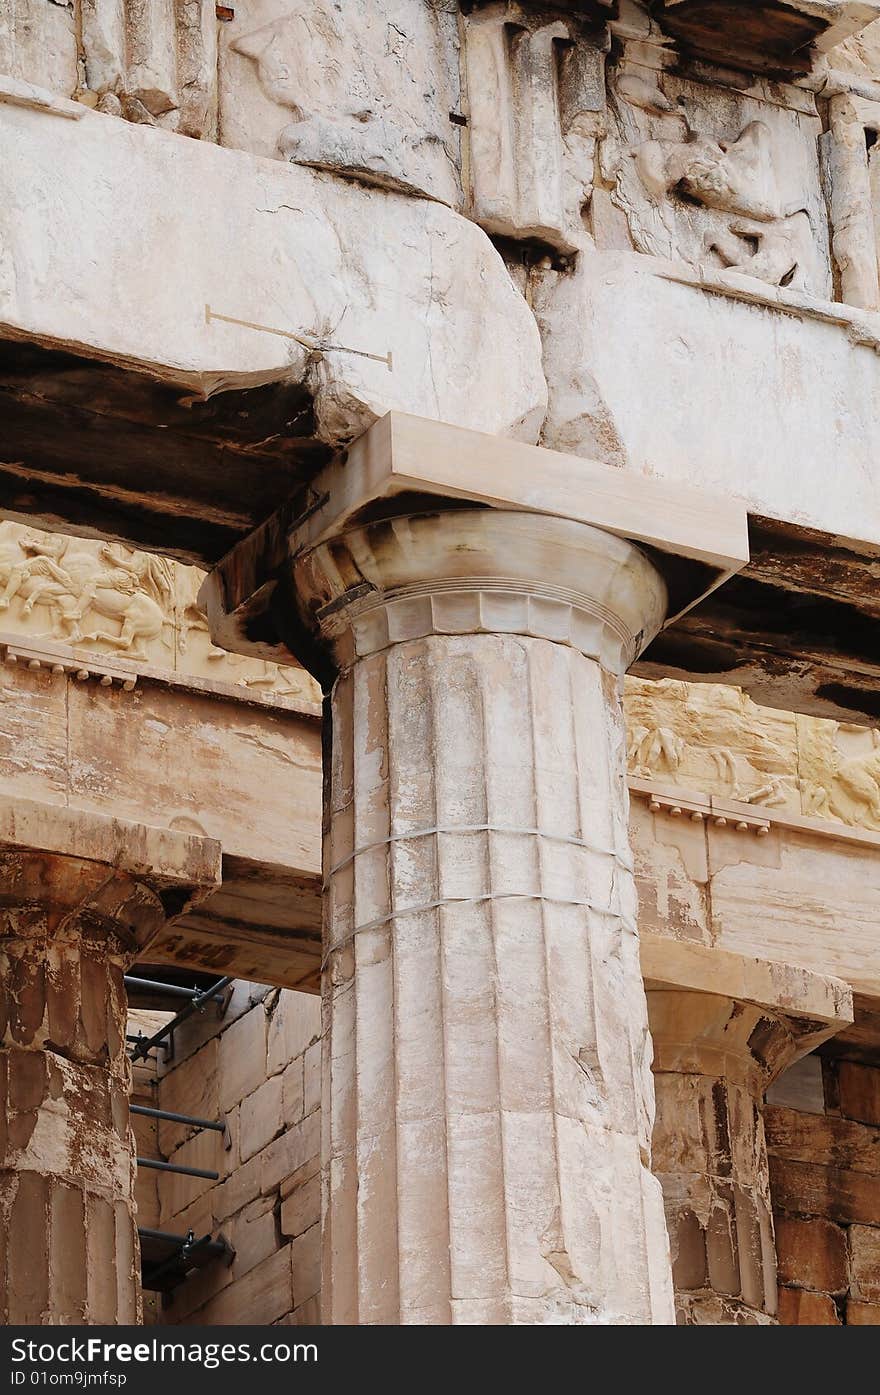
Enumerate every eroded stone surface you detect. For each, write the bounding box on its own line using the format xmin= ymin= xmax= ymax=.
xmin=604 ymin=61 xmax=831 ymax=295
xmin=647 ymin=960 xmax=850 ymax=1325
xmin=535 ymin=253 xmax=880 ymax=546
xmin=219 ymin=1 xmax=462 ymax=203
xmin=0 ymin=97 xmax=547 ymax=447
xmin=0 ymin=861 xmax=140 ymax=1322
xmin=463 ymin=2 xmax=606 ymax=252
xmin=624 ymin=677 xmax=880 ymax=833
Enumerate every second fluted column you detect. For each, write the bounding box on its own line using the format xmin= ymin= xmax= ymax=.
xmin=293 ymin=508 xmax=676 ymax=1325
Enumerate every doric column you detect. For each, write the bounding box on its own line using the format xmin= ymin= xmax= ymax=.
xmin=293 ymin=507 xmax=676 ymax=1324
xmin=0 ymin=800 xmax=220 ymax=1324
xmin=641 ymin=935 xmax=852 ymax=1327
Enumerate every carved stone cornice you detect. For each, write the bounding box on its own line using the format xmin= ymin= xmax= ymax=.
xmin=292 ymin=508 xmax=668 ymax=677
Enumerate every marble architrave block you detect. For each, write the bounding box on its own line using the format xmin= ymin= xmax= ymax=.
xmin=0 ymin=92 xmax=547 ymax=449
xmin=535 ymin=252 xmax=880 ymax=548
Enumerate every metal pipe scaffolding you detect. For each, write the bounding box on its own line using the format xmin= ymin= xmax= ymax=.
xmin=131 ymin=1103 xmax=225 ymax=1132
xmin=124 ymin=975 xmax=222 ymax=1000
xmin=137 ymin=1157 xmax=220 ymax=1181
xmin=127 ymin=976 xmax=233 ymax=1062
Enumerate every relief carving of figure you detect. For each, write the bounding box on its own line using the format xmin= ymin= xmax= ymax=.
xmin=630 ymin=119 xmax=813 ymax=287
xmin=605 ymin=70 xmax=831 ymax=295
xmin=627 ymin=723 xmax=685 ymax=775
xmin=802 ymin=727 xmax=880 ymax=827
xmin=0 ymin=533 xmax=173 ymax=659
xmin=223 ymin=1 xmax=461 ymax=205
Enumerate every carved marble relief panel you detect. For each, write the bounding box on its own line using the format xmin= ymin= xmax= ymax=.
xmin=173 ymin=565 xmax=317 ymax=700
xmin=463 ymin=1 xmax=606 ymax=252
xmin=0 ymin=522 xmax=318 ymax=703
xmin=599 ymin=49 xmax=833 ymax=296
xmin=625 ymin=677 xmax=801 ymax=813
xmin=796 ymin=715 xmax=880 ymax=829
xmin=218 ymin=0 xmax=463 ymax=204
xmin=625 ymin=676 xmax=880 ymax=834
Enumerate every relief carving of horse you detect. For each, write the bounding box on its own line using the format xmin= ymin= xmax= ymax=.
xmin=0 ymin=535 xmax=173 ymax=659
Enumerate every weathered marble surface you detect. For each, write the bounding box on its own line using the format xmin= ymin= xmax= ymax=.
xmin=0 ymin=798 xmax=219 ymax=1324
xmin=0 ymin=0 xmax=77 ymax=97
xmin=220 ymin=0 xmax=462 ymax=203
xmin=0 ymin=521 xmax=317 ymax=702
xmin=630 ymin=793 xmax=880 ymax=998
xmin=462 ymin=2 xmax=606 ymax=253
xmin=300 ymin=509 xmax=675 ymax=1325
xmin=535 ymin=252 xmax=880 ymax=546
xmin=602 ymin=56 xmax=832 ymax=296
xmin=625 ymin=677 xmax=880 ymax=833
xmin=0 ymin=95 xmax=547 ymax=446
xmin=645 ymin=936 xmax=851 ymax=1325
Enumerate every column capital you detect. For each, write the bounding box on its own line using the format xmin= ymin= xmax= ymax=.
xmin=642 ymin=934 xmax=853 ymax=1093
xmin=293 ymin=509 xmax=668 ymax=677
xmin=0 ymin=795 xmax=221 ymax=956
xmin=199 ymin=412 xmax=748 ymax=680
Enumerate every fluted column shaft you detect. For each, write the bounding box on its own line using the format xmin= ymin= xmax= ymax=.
xmin=294 ymin=509 xmax=676 ymax=1325
xmin=648 ymin=990 xmax=804 ymax=1325
xmin=0 ymin=852 xmax=164 ymax=1324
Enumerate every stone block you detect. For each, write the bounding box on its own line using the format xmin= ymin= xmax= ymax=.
xmin=218 ymin=0 xmax=462 ymax=205
xmin=850 ymin=1225 xmax=880 ymax=1302
xmin=778 ymin=1287 xmax=840 ymax=1325
xmin=163 ymin=1246 xmax=234 ymax=1324
xmin=303 ymin=1042 xmax=321 ymax=1117
xmin=775 ymin=1216 xmax=848 ymax=1295
xmin=847 ymin=1299 xmax=880 ymax=1324
xmin=275 ymin=1296 xmax=321 ymax=1326
xmin=535 ymin=242 xmax=880 ymax=556
xmin=291 ymin=1223 xmax=321 ymax=1307
xmin=769 ymin=1157 xmax=880 ymax=1226
xmin=240 ymin=1076 xmax=283 ymax=1163
xmin=280 ymin=1174 xmax=321 ymax=1241
xmin=134 ymin=1165 xmax=159 ymax=1232
xmin=158 ymin=1038 xmax=219 ymax=1155
xmin=212 ymin=1153 xmax=263 ymax=1225
xmin=218 ymin=1007 xmax=268 ymax=1114
xmin=190 ymin=1245 xmax=294 ymax=1325
xmin=0 ymin=0 xmax=78 ymax=96
xmin=159 ymin=984 xmax=272 ymax=1068
xmin=167 ymin=1194 xmax=215 ymax=1242
xmin=261 ymin=1113 xmax=321 ymax=1196
xmin=266 ymin=992 xmax=321 ymax=1077
xmin=229 ymin=1197 xmax=279 ymax=1279
xmin=281 ymin=1059 xmax=304 ymax=1127
xmin=280 ymin=1156 xmax=321 ymax=1201
xmin=838 ymin=1062 xmax=880 ymax=1127
xmin=766 ymin=1106 xmax=880 ymax=1175
xmin=766 ymin=1056 xmax=826 ymax=1116
xmin=158 ymin=1128 xmax=229 ymax=1224
xmin=0 ymin=98 xmax=547 ymax=450
xmin=0 ymin=665 xmax=69 ymax=806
